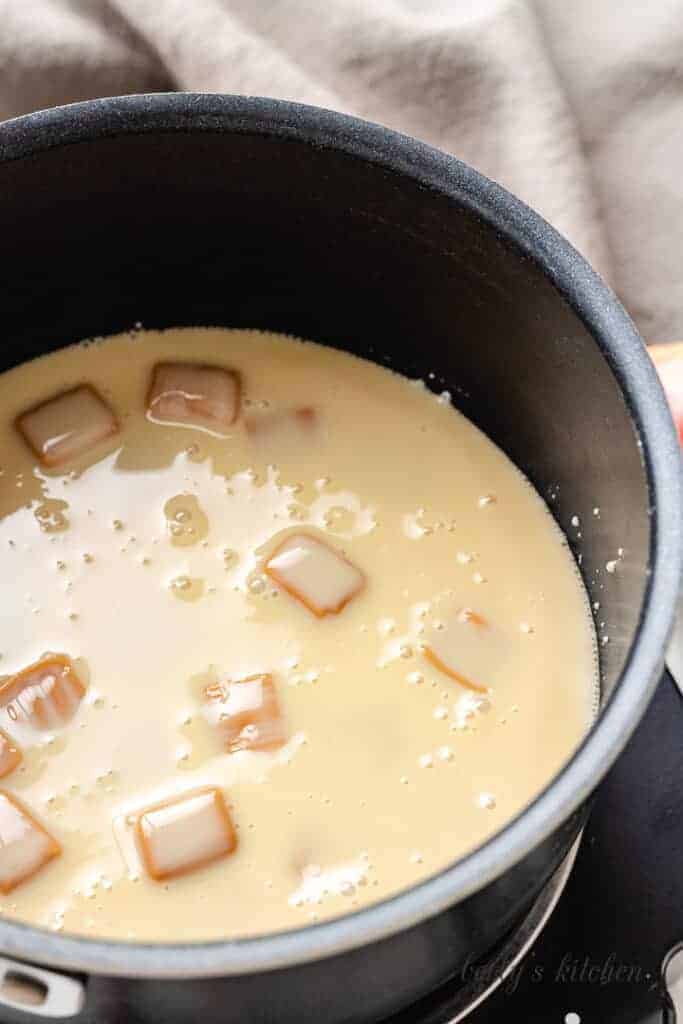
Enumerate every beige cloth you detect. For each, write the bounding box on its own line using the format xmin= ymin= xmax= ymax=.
xmin=0 ymin=0 xmax=681 ymax=340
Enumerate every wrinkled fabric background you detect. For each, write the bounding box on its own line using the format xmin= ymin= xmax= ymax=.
xmin=0 ymin=0 xmax=681 ymax=340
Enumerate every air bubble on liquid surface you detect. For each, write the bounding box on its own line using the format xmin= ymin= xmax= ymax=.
xmin=169 ymin=575 xmax=205 ymax=602
xmin=379 ymin=601 xmax=439 ymax=670
xmin=402 ymin=508 xmax=429 ymax=540
xmin=164 ymin=494 xmax=209 ymax=547
xmin=322 ymin=505 xmax=355 ymax=532
xmin=289 ymin=857 xmax=370 ymax=908
xmin=477 ymin=792 xmax=496 ymax=810
xmin=311 ymin=490 xmax=376 ymax=538
xmin=221 ymin=547 xmax=238 ymax=570
xmin=452 ymin=693 xmax=491 ymax=730
xmin=33 ymin=499 xmax=69 ymax=533
xmin=377 ymin=637 xmax=416 ymax=670
xmin=248 ymin=574 xmax=267 ymax=595
xmin=286 ymin=503 xmax=306 ymax=522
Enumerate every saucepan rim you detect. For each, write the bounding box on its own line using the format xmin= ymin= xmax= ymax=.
xmin=0 ymin=93 xmax=680 ymax=978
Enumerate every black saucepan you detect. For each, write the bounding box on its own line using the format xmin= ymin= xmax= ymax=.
xmin=0 ymin=94 xmax=680 ymax=1024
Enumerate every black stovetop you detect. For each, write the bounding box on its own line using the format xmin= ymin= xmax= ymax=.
xmin=397 ymin=670 xmax=683 ymax=1024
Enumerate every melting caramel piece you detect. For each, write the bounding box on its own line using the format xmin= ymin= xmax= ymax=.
xmin=204 ymin=674 xmax=286 ymax=753
xmin=0 ymin=655 xmax=86 ymax=730
xmin=424 ymin=608 xmax=491 ymax=693
xmin=265 ymin=533 xmax=364 ymax=617
xmin=0 ymin=793 xmax=60 ymax=893
xmin=136 ymin=787 xmax=237 ymax=882
xmin=16 ymin=385 xmax=118 ymax=468
xmin=147 ymin=363 xmax=240 ymax=433
xmin=0 ymin=731 xmax=21 ymax=779
xmin=246 ymin=405 xmax=317 ymax=447
xmin=423 ymin=648 xmax=489 ymax=694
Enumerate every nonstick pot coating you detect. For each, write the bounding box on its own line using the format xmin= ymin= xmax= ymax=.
xmin=0 ymin=95 xmax=679 ymax=1024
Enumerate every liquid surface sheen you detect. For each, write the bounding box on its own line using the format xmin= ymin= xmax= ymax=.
xmin=0 ymin=328 xmax=597 ymax=941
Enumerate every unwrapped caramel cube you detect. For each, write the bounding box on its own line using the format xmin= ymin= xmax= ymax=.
xmin=16 ymin=385 xmax=118 ymax=468
xmin=136 ymin=787 xmax=237 ymax=882
xmin=0 ymin=655 xmax=86 ymax=730
xmin=0 ymin=793 xmax=60 ymax=893
xmin=424 ymin=608 xmax=491 ymax=693
xmin=204 ymin=674 xmax=286 ymax=753
xmin=0 ymin=731 xmax=21 ymax=779
xmin=265 ymin=533 xmax=364 ymax=617
xmin=147 ymin=363 xmax=240 ymax=433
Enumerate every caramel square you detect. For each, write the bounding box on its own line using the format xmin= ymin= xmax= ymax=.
xmin=0 ymin=793 xmax=60 ymax=893
xmin=136 ymin=787 xmax=237 ymax=882
xmin=0 ymin=655 xmax=86 ymax=730
xmin=204 ymin=674 xmax=286 ymax=753
xmin=147 ymin=363 xmax=240 ymax=432
xmin=16 ymin=385 xmax=118 ymax=468
xmin=265 ymin=533 xmax=364 ymax=617
xmin=424 ymin=608 xmax=491 ymax=693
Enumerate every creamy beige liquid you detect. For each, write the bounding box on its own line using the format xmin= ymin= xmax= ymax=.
xmin=0 ymin=328 xmax=597 ymax=941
